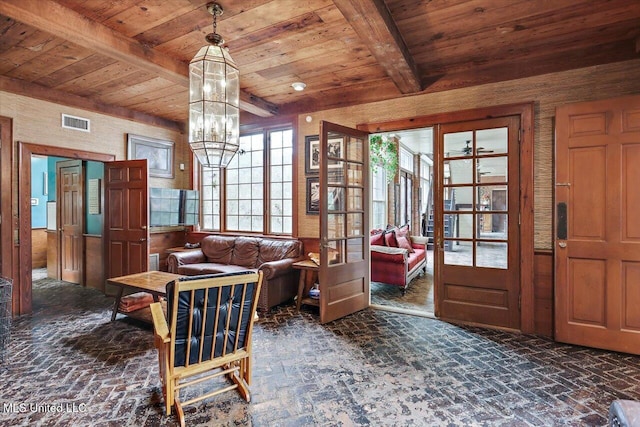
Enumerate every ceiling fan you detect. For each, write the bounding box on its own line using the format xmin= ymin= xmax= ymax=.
xmin=457 ymin=140 xmax=494 ymax=155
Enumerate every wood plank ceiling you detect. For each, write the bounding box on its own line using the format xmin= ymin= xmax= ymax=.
xmin=0 ymin=0 xmax=638 ymax=130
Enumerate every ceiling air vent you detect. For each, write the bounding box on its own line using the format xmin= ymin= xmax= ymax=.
xmin=61 ymin=114 xmax=90 ymax=132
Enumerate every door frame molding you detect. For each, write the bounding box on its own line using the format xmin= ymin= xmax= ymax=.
xmin=0 ymin=117 xmax=13 ymax=293
xmin=14 ymin=142 xmax=114 ymax=315
xmin=357 ymin=102 xmax=535 ymax=333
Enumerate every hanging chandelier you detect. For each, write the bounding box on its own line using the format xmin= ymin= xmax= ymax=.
xmin=188 ymin=2 xmax=239 ymax=168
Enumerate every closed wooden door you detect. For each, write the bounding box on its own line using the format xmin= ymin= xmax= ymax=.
xmin=436 ymin=116 xmax=521 ymax=329
xmin=319 ymin=121 xmax=370 ymax=324
xmin=57 ymin=160 xmax=83 ymax=284
xmin=105 ymin=160 xmax=149 ymax=278
xmin=555 ymin=94 xmax=640 ymax=354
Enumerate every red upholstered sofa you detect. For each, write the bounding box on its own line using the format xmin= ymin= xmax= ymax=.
xmin=370 ymin=227 xmax=427 ymax=293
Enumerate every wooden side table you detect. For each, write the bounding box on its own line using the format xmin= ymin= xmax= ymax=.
xmin=293 ymin=260 xmax=319 ymax=312
xmin=165 ymin=246 xmax=199 ymax=254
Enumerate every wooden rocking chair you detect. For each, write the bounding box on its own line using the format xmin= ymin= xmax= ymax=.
xmin=150 ymin=271 xmax=263 ymax=426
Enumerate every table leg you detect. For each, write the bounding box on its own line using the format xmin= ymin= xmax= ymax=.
xmin=111 ymin=286 xmax=124 ymax=321
xmin=296 ymin=270 xmax=307 ymax=313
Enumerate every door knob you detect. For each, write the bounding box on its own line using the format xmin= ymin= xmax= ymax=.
xmin=139 ymin=238 xmax=147 ymax=242
xmin=558 ymin=242 xmax=567 ymax=248
xmin=141 ymin=225 xmax=147 ymax=230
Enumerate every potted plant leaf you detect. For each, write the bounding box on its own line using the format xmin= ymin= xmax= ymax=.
xmin=369 ymin=134 xmax=398 ymax=183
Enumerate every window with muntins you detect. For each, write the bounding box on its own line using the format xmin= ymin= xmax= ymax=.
xmin=199 ymin=127 xmax=293 ymax=235
xmin=371 ymin=167 xmax=387 ymax=229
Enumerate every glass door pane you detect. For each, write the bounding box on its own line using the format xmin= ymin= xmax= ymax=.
xmin=319 ymin=121 xmax=369 ymax=324
xmin=442 ymin=128 xmax=509 ymax=269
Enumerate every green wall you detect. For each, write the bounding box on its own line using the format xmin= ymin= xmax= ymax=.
xmin=44 ymin=157 xmax=104 ymax=235
xmin=85 ymin=161 xmax=104 ymax=235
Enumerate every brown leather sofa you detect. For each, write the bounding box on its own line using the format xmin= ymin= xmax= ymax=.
xmin=167 ymin=235 xmax=303 ymax=311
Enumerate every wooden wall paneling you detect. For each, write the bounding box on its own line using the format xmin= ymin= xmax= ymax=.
xmin=534 ymin=250 xmax=554 ymax=337
xmin=46 ymin=231 xmax=58 ymax=279
xmin=31 ymin=228 xmax=47 ymax=268
xmin=84 ymin=234 xmax=104 ymax=292
xmin=149 ymin=229 xmax=187 ymax=272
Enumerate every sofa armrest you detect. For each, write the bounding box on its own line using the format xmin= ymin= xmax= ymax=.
xmin=167 ymin=250 xmax=206 ymax=273
xmin=410 ymin=235 xmax=427 ymax=250
xmin=258 ymin=258 xmax=296 ymax=280
xmin=410 ymin=235 xmax=428 ymax=245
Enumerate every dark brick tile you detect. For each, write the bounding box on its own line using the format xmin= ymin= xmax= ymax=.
xmin=2 ymin=277 xmax=640 ymax=426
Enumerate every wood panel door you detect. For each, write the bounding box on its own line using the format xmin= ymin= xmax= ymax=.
xmin=105 ymin=160 xmax=149 ymax=279
xmin=436 ymin=116 xmax=521 ymax=329
xmin=56 ymin=160 xmax=83 ymax=284
xmin=319 ymin=121 xmax=370 ymax=324
xmin=555 ymin=94 xmax=640 ymax=354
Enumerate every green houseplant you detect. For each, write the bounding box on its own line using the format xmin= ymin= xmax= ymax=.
xmin=369 ymin=134 xmax=398 ymax=183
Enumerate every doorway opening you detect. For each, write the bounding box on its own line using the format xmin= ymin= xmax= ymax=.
xmin=13 ymin=142 xmax=114 ymax=316
xmin=369 ymin=127 xmax=435 ymax=316
xmin=30 ymin=155 xmax=104 ymax=289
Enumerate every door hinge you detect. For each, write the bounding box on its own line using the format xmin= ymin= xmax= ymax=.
xmin=518 ymin=128 xmax=523 ymax=143
xmin=518 ymin=294 xmax=521 ymax=310
xmin=518 ymin=213 xmax=521 ymax=226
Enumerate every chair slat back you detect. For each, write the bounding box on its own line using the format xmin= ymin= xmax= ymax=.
xmin=166 ymin=271 xmax=262 ymax=369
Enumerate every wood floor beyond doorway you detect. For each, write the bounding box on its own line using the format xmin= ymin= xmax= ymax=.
xmin=370 ymin=251 xmax=435 ymax=315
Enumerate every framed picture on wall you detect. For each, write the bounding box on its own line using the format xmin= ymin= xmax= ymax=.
xmin=306 ymin=177 xmax=320 ymax=214
xmin=305 ymin=135 xmax=344 ymax=174
xmin=127 ymin=134 xmax=174 ymax=178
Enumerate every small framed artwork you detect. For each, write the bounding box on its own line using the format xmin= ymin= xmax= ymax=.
xmin=305 ymin=135 xmax=344 ymax=174
xmin=306 ymin=177 xmax=320 ymax=214
xmin=127 ymin=134 xmax=174 ymax=178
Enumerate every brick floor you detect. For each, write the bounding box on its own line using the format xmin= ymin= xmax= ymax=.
xmin=1 ymin=277 xmax=639 ymax=426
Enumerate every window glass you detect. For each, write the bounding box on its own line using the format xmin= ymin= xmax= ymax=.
xmin=200 ymin=127 xmax=293 ymax=234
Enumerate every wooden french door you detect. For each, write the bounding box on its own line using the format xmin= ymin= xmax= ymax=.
xmin=105 ymin=160 xmax=149 ymax=279
xmin=57 ymin=160 xmax=84 ymax=284
xmin=318 ymin=121 xmax=370 ymax=324
xmin=435 ymin=116 xmax=521 ymax=329
xmin=555 ymin=94 xmax=640 ymax=354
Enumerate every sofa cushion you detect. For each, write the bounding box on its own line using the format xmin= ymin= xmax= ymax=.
xmin=370 ymin=231 xmax=385 ymax=246
xmin=395 ymin=223 xmax=412 ymax=241
xmin=201 ymin=235 xmax=235 ymax=264
xmin=384 ymin=230 xmax=398 ymax=247
xmin=396 ymin=235 xmax=414 ymax=253
xmin=178 ymin=263 xmax=258 ymax=276
xmin=407 ymin=248 xmax=426 ymax=271
xmin=231 ymin=237 xmax=260 ymax=268
xmin=258 ymin=239 xmax=301 ymax=264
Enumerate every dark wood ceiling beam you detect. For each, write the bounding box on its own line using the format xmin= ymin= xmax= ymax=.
xmin=240 ymin=91 xmax=279 ymax=117
xmin=0 ymin=75 xmax=183 ymax=132
xmin=0 ymin=0 xmax=278 ymax=117
xmin=0 ymin=0 xmax=187 ymax=85
xmin=333 ymin=0 xmax=422 ymax=94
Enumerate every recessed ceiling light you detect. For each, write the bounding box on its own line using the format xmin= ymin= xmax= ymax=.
xmin=291 ymin=82 xmax=306 ymax=91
